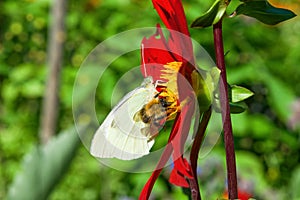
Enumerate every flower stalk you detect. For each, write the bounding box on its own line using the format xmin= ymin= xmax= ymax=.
xmin=213 ymin=20 xmax=238 ymax=199
xmin=189 ymin=106 xmax=212 ymax=200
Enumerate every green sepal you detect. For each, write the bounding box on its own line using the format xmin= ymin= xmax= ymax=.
xmin=236 ymin=0 xmax=296 ymax=25
xmin=191 ymin=0 xmax=229 ymax=28
xmin=192 ymin=67 xmax=221 ymax=112
xmin=213 ymin=84 xmax=253 ymax=114
xmin=229 ymin=84 xmax=254 ymax=103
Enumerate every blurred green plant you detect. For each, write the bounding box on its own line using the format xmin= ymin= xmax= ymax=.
xmin=0 ymin=0 xmax=299 ymax=199
xmin=7 ymin=127 xmax=81 ymax=200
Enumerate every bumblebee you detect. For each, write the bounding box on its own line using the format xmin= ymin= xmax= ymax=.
xmin=134 ymin=88 xmax=179 ymax=140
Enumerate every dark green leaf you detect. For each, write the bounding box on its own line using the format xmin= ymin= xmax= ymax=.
xmin=236 ymin=0 xmax=296 ymax=25
xmin=230 ymin=102 xmax=248 ymax=113
xmin=191 ymin=0 xmax=228 ymax=28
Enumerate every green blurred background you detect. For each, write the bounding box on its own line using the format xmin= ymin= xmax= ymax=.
xmin=0 ymin=0 xmax=299 ymax=199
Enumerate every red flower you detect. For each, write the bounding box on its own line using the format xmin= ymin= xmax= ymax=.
xmin=223 ymin=190 xmax=252 ymax=200
xmin=140 ymin=0 xmax=196 ymax=83
xmin=139 ymin=0 xmax=200 ymax=199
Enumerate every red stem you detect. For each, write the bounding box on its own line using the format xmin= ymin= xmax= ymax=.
xmin=213 ymin=20 xmax=238 ymax=199
xmin=189 ymin=107 xmax=212 ymax=200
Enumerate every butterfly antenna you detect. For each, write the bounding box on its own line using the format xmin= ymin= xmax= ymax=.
xmin=154 ymin=80 xmax=166 ymax=88
xmin=142 ymin=44 xmax=165 ymax=88
xmin=141 ymin=44 xmax=148 ymax=77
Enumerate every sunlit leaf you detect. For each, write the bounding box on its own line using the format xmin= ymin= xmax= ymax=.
xmin=236 ymin=0 xmax=296 ymax=25
xmin=191 ymin=0 xmax=229 ymax=28
xmin=230 ymin=85 xmax=254 ymax=103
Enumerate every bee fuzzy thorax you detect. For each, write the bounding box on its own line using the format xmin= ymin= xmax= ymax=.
xmin=131 ymin=62 xmax=183 ymax=140
xmin=133 ymin=86 xmax=180 ymax=140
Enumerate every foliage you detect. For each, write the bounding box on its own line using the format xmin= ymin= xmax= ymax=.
xmin=7 ymin=127 xmax=81 ymax=200
xmin=191 ymin=0 xmax=296 ymax=28
xmin=191 ymin=0 xmax=228 ymax=28
xmin=0 ymin=0 xmax=299 ymax=199
xmin=235 ymin=0 xmax=296 ymax=25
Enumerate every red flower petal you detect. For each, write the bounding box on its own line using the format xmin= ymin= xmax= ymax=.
xmin=238 ymin=191 xmax=252 ymax=200
xmin=139 ymin=113 xmax=182 ymax=200
xmin=169 ymin=166 xmax=190 ymax=188
xmin=167 ymin=74 xmax=197 ymax=187
xmin=223 ymin=190 xmax=253 ymax=200
xmin=139 ymin=0 xmax=200 ymax=197
xmin=169 ymin=155 xmax=194 ymax=187
xmin=141 ymin=27 xmax=196 ymax=81
xmin=152 ymin=0 xmax=190 ymax=36
xmin=171 ymin=74 xmax=197 ymax=157
xmin=139 ymin=167 xmax=164 ymax=200
xmin=140 ymin=0 xmax=196 ymax=81
xmin=152 ymin=0 xmax=194 ymax=62
xmin=173 ymin=157 xmax=193 ymax=178
xmin=141 ymin=25 xmax=175 ymax=82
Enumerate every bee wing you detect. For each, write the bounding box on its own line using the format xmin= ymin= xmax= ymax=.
xmin=90 ymin=84 xmax=156 ymax=160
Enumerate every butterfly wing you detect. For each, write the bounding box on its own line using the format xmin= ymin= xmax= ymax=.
xmin=90 ymin=82 xmax=156 ymax=160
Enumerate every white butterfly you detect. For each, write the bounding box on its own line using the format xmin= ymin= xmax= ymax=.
xmin=90 ymin=76 xmax=163 ymax=160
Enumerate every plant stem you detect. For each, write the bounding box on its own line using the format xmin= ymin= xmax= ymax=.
xmin=189 ymin=106 xmax=212 ymax=200
xmin=213 ymin=20 xmax=238 ymax=199
xmin=40 ymin=0 xmax=67 ymax=144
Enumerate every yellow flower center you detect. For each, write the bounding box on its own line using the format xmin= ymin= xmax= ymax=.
xmin=160 ymin=61 xmax=182 ymax=97
xmin=156 ymin=61 xmax=183 ymax=120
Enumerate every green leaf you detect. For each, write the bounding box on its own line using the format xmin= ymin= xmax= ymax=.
xmin=191 ymin=0 xmax=229 ymax=28
xmin=236 ymin=0 xmax=296 ymax=25
xmin=213 ymin=83 xmax=252 ymax=114
xmin=7 ymin=126 xmax=82 ymax=200
xmin=230 ymin=85 xmax=254 ymax=103
xmin=213 ymin=99 xmax=248 ymax=114
xmin=230 ymin=101 xmax=248 ymax=113
xmin=290 ymin=166 xmax=300 ymax=199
